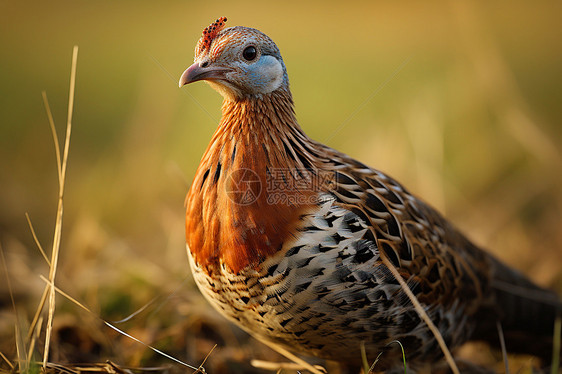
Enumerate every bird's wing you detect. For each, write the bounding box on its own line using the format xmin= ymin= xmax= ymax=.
xmin=319 ymin=149 xmax=493 ymax=314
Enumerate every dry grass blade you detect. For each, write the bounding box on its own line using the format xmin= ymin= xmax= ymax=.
xmin=368 ymin=340 xmax=407 ymax=374
xmin=253 ymin=336 xmax=326 ymax=374
xmin=495 ymin=321 xmax=509 ymax=374
xmin=110 ymin=295 xmax=160 ymax=324
xmin=27 ymin=286 xmax=49 ymax=343
xmin=39 ymin=361 xmax=173 ymax=374
xmin=43 ymin=45 xmax=79 ymax=368
xmin=1 ymin=243 xmax=28 ymax=372
xmin=380 ymin=256 xmax=460 ymax=374
xmin=37 ymin=275 xmax=201 ymax=372
xmin=251 ymin=359 xmax=327 ymax=373
xmin=192 ymin=344 xmax=217 ymax=374
xmin=25 ymin=212 xmax=50 ymax=266
xmin=360 ymin=341 xmax=369 ymax=374
xmin=103 ymin=324 xmax=200 ymax=371
xmin=15 ymin=323 xmax=29 ymax=374
xmin=0 ymin=351 xmax=14 ymax=370
xmin=42 ymin=91 xmax=62 ymax=183
xmin=27 ymin=316 xmax=43 ymax=365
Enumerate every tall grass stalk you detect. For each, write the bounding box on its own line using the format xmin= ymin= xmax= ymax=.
xmin=380 ymin=256 xmax=460 ymax=374
xmin=40 ymin=45 xmax=78 ymax=368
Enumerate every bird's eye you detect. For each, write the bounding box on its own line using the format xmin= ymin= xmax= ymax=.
xmin=243 ymin=46 xmax=257 ymax=61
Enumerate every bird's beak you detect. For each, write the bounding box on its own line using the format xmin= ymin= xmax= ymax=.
xmin=178 ymin=62 xmax=231 ymax=87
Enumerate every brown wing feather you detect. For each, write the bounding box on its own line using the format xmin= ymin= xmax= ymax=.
xmin=317 ymin=146 xmax=493 ymax=316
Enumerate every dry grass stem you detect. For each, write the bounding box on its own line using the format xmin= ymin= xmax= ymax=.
xmin=25 ymin=212 xmax=50 ymax=266
xmin=1 ymin=243 xmax=23 ymax=372
xmin=251 ymin=359 xmax=327 ymax=372
xmin=27 ymin=286 xmax=49 ymax=343
xmin=102 ymin=324 xmax=199 ymax=371
xmin=254 ymin=336 xmax=326 ymax=374
xmin=38 ymin=361 xmax=175 ymax=374
xmin=27 ymin=316 xmax=43 ymax=366
xmin=42 ymin=45 xmax=79 ymax=368
xmin=495 ymin=321 xmax=509 ymax=374
xmin=14 ymin=323 xmax=28 ymax=374
xmin=360 ymin=341 xmax=370 ymax=374
xmin=0 ymin=351 xmax=14 ymax=370
xmin=38 ymin=275 xmax=201 ymax=372
xmin=42 ymin=91 xmax=62 ymax=183
xmin=12 ymin=361 xmax=171 ymax=374
xmin=192 ymin=344 xmax=217 ymax=374
xmin=367 ymin=340 xmax=407 ymax=374
xmin=380 ymin=256 xmax=460 ymax=374
xmin=110 ymin=296 xmax=159 ymax=324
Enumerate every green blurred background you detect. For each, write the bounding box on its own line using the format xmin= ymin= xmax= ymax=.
xmin=1 ymin=0 xmax=561 ymax=371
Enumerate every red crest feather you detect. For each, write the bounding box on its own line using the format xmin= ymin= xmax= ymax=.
xmin=197 ymin=17 xmax=227 ymax=54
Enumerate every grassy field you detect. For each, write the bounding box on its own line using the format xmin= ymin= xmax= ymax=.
xmin=1 ymin=1 xmax=561 ymax=372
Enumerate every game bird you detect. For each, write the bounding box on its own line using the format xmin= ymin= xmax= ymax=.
xmin=179 ymin=18 xmax=561 ymax=373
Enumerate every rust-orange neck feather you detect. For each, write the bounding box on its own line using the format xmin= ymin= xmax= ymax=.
xmin=186 ymin=88 xmax=318 ymax=274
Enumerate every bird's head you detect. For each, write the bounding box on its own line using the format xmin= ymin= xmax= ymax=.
xmin=179 ymin=18 xmax=289 ymax=101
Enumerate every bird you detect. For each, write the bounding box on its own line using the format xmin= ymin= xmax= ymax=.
xmin=178 ymin=17 xmax=561 ymax=373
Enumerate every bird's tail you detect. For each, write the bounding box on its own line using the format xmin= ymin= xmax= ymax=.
xmin=472 ymin=255 xmax=561 ymax=360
